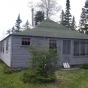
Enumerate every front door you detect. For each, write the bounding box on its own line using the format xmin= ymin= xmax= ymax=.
xmin=62 ymin=40 xmax=71 ymax=63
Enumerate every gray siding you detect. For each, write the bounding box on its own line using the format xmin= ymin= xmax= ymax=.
xmin=11 ymin=36 xmax=29 ymax=68
xmin=0 ymin=36 xmax=12 ymax=67
xmin=2 ymin=35 xmax=88 ymax=68
xmin=13 ymin=36 xmax=88 ymax=68
xmin=11 ymin=36 xmax=49 ymax=68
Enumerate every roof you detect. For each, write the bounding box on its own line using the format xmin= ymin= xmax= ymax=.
xmin=12 ymin=18 xmax=88 ymax=39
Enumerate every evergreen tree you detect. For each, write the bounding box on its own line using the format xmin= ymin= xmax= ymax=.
xmin=15 ymin=14 xmax=22 ymax=32
xmin=64 ymin=0 xmax=72 ymax=28
xmin=11 ymin=26 xmax=15 ymax=33
xmin=60 ymin=10 xmax=66 ymax=26
xmin=79 ymin=8 xmax=87 ymax=33
xmin=79 ymin=8 xmax=86 ymax=29
xmin=24 ymin=20 xmax=30 ymax=30
xmin=34 ymin=11 xmax=44 ymax=25
xmin=78 ymin=1 xmax=88 ymax=34
xmin=6 ymin=29 xmax=11 ymax=35
xmin=70 ymin=16 xmax=76 ymax=30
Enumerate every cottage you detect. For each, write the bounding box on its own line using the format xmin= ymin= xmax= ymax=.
xmin=1 ymin=19 xmax=88 ymax=68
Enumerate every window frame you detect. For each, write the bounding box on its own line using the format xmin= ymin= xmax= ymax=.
xmin=21 ymin=38 xmax=30 ymax=46
xmin=3 ymin=47 xmax=4 ymax=53
xmin=6 ymin=39 xmax=9 ymax=51
xmin=73 ymin=40 xmax=88 ymax=56
xmin=0 ymin=42 xmax=2 ymax=52
xmin=62 ymin=40 xmax=71 ymax=55
xmin=49 ymin=40 xmax=57 ymax=52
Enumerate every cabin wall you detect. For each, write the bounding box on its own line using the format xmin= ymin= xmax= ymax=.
xmin=11 ymin=36 xmax=29 ymax=68
xmin=11 ymin=35 xmax=88 ymax=68
xmin=0 ymin=36 xmax=12 ymax=67
xmin=11 ymin=36 xmax=50 ymax=68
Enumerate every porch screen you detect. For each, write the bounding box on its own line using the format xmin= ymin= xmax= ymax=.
xmin=73 ymin=41 xmax=79 ymax=56
xmin=73 ymin=41 xmax=88 ymax=56
xmin=80 ymin=41 xmax=85 ymax=55
xmin=63 ymin=40 xmax=71 ymax=54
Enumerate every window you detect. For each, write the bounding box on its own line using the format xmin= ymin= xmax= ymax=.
xmin=80 ymin=41 xmax=85 ymax=55
xmin=0 ymin=42 xmax=2 ymax=52
xmin=73 ymin=41 xmax=88 ymax=56
xmin=63 ymin=40 xmax=71 ymax=54
xmin=1 ymin=47 xmax=2 ymax=52
xmin=86 ymin=42 xmax=88 ymax=55
xmin=73 ymin=41 xmax=79 ymax=56
xmin=22 ymin=38 xmax=30 ymax=45
xmin=3 ymin=47 xmax=4 ymax=53
xmin=6 ymin=39 xmax=8 ymax=51
xmin=49 ymin=40 xmax=57 ymax=52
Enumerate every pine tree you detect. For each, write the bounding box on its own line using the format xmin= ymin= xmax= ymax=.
xmin=60 ymin=10 xmax=66 ymax=26
xmin=24 ymin=20 xmax=30 ymax=30
xmin=78 ymin=1 xmax=88 ymax=34
xmin=64 ymin=0 xmax=72 ymax=28
xmin=34 ymin=11 xmax=44 ymax=25
xmin=15 ymin=14 xmax=22 ymax=32
xmin=6 ymin=29 xmax=11 ymax=35
xmin=70 ymin=16 xmax=76 ymax=30
xmin=79 ymin=8 xmax=86 ymax=29
xmin=11 ymin=26 xmax=15 ymax=33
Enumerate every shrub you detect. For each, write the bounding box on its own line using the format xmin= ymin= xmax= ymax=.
xmin=21 ymin=69 xmax=56 ymax=83
xmin=37 ymin=74 xmax=56 ymax=83
xmin=21 ymin=45 xmax=59 ymax=83
xmin=21 ymin=70 xmax=37 ymax=83
xmin=3 ymin=65 xmax=21 ymax=74
xmin=3 ymin=66 xmax=13 ymax=74
xmin=80 ymin=63 xmax=88 ymax=69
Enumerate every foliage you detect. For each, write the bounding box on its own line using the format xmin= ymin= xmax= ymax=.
xmin=64 ymin=0 xmax=72 ymax=29
xmin=1 ymin=61 xmax=88 ymax=88
xmin=80 ymin=63 xmax=88 ymax=69
xmin=35 ymin=11 xmax=44 ymax=25
xmin=6 ymin=26 xmax=17 ymax=35
xmin=60 ymin=0 xmax=75 ymax=30
xmin=70 ymin=16 xmax=77 ymax=30
xmin=85 ymin=0 xmax=88 ymax=8
xmin=3 ymin=65 xmax=13 ymax=74
xmin=78 ymin=3 xmax=88 ymax=34
xmin=23 ymin=20 xmax=30 ymax=30
xmin=3 ymin=65 xmax=21 ymax=74
xmin=37 ymin=0 xmax=61 ymax=18
xmin=79 ymin=8 xmax=86 ymax=28
xmin=11 ymin=26 xmax=15 ymax=33
xmin=6 ymin=29 xmax=11 ymax=35
xmin=22 ymin=46 xmax=59 ymax=83
xmin=60 ymin=10 xmax=66 ymax=26
xmin=15 ymin=14 xmax=22 ymax=31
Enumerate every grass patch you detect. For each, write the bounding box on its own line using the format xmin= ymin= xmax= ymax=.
xmin=0 ymin=60 xmax=88 ymax=88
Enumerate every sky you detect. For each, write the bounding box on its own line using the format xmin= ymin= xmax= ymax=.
xmin=0 ymin=0 xmax=85 ymax=40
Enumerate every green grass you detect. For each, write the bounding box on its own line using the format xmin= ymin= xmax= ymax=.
xmin=0 ymin=61 xmax=88 ymax=88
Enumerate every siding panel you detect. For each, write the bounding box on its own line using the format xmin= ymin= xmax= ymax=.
xmin=0 ymin=36 xmax=12 ymax=67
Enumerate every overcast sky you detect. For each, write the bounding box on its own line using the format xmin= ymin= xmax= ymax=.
xmin=0 ymin=0 xmax=85 ymax=40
